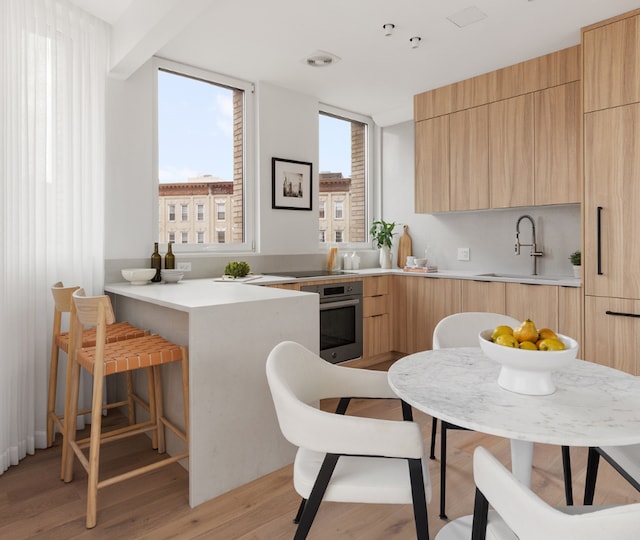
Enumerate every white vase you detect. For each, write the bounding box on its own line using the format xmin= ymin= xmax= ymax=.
xmin=573 ymin=265 xmax=581 ymax=279
xmin=379 ymin=246 xmax=392 ymax=269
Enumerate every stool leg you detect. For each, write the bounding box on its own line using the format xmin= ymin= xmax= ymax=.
xmin=63 ymin=352 xmax=81 ymax=483
xmin=47 ymin=345 xmax=60 ymax=448
xmin=86 ymin=364 xmax=105 ymax=529
xmin=147 ymin=367 xmax=158 ymax=449
xmin=154 ymin=365 xmax=166 ymax=454
xmin=126 ymin=372 xmax=136 ymax=425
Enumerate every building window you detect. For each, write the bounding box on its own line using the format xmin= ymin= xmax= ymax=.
xmin=168 ymin=204 xmax=175 ymax=222
xmin=319 ymin=202 xmax=325 ymax=219
xmin=157 ymin=60 xmax=253 ymax=250
xmin=319 ymin=109 xmax=370 ymax=244
xmin=217 ymin=230 xmax=225 ymax=243
xmin=168 ymin=232 xmax=175 ymax=243
xmin=197 ymin=231 xmax=204 ymax=243
xmin=319 ymin=230 xmax=326 ymax=242
xmin=335 ymin=230 xmax=343 ymax=243
xmin=181 ymin=231 xmax=188 ymax=243
xmin=217 ymin=201 xmax=225 ymax=221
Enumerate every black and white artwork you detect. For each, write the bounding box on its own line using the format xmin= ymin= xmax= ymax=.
xmin=272 ymin=157 xmax=312 ymax=210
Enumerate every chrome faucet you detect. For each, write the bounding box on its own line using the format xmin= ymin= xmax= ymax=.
xmin=515 ymin=215 xmax=543 ymax=275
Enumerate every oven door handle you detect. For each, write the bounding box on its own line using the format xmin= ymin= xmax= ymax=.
xmin=319 ymin=298 xmax=360 ymax=310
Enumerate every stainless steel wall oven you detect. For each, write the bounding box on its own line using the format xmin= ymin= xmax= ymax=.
xmin=301 ymin=281 xmax=363 ymax=363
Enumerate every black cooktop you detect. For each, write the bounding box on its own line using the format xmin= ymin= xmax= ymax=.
xmin=265 ymin=270 xmax=354 ymax=279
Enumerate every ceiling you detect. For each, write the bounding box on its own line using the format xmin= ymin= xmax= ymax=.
xmin=71 ymin=0 xmax=640 ymax=126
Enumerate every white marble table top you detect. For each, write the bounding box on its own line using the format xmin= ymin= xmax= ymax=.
xmin=388 ymin=348 xmax=640 ymax=448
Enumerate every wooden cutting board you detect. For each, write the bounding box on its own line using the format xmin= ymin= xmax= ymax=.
xmin=397 ymin=224 xmax=412 ymax=268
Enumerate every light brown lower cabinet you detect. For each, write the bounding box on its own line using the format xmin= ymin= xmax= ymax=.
xmin=584 ymin=295 xmax=640 ymax=375
xmin=504 ymin=283 xmax=559 ymax=330
xmin=363 ymin=276 xmax=391 ymax=359
xmin=461 ymin=280 xmax=506 ymax=313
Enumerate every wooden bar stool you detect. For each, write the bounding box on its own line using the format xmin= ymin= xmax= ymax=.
xmin=63 ymin=288 xmax=189 ymax=529
xmin=47 ymin=282 xmax=149 ymax=477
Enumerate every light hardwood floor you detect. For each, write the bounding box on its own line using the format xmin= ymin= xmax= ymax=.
xmin=2 ymin=389 xmax=640 ymax=539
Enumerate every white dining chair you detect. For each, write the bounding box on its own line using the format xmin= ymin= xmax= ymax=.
xmin=435 ymin=446 xmax=640 ymax=540
xmin=584 ymin=444 xmax=640 ymax=504
xmin=266 ymin=341 xmax=431 ymax=540
xmin=431 ymin=312 xmax=574 ymax=519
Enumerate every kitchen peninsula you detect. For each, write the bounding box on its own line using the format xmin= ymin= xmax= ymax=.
xmin=104 ymin=278 xmax=318 ymax=507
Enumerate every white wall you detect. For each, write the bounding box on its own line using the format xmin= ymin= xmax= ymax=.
xmin=381 ymin=121 xmax=581 ymax=277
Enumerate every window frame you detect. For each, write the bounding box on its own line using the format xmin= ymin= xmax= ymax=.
xmin=318 ymin=104 xmax=374 ymax=250
xmin=153 ymin=58 xmax=255 ymax=254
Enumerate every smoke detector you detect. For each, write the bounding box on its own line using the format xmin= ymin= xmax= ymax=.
xmin=303 ymin=50 xmax=341 ymax=68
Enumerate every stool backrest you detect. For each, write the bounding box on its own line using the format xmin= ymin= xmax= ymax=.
xmin=72 ymin=288 xmax=115 ymax=328
xmin=51 ymin=282 xmax=81 ymax=315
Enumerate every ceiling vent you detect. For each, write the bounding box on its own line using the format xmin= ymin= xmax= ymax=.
xmin=303 ymin=50 xmax=341 ymax=68
xmin=447 ymin=6 xmax=487 ymax=28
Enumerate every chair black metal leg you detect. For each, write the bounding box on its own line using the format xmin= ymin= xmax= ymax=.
xmin=334 ymin=397 xmax=351 ymax=415
xmin=471 ymin=488 xmax=488 ymax=540
xmin=561 ymin=445 xmax=573 ymax=505
xmin=293 ymin=498 xmax=306 ymax=524
xmin=294 ymin=454 xmax=339 ymax=540
xmin=430 ymin=417 xmax=438 ymax=460
xmin=408 ymin=458 xmax=430 ymax=540
xmin=439 ymin=421 xmax=448 ymax=520
xmin=402 ymin=400 xmax=414 ymax=421
xmin=584 ymin=447 xmax=601 ymax=505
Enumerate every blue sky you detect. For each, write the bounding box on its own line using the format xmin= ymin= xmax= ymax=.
xmin=158 ymin=71 xmax=352 ymax=183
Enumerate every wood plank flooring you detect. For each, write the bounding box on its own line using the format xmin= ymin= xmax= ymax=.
xmin=2 ymin=386 xmax=639 ymax=539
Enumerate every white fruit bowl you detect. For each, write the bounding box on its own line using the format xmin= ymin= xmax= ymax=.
xmin=161 ymin=269 xmax=184 ymax=283
xmin=121 ymin=268 xmax=156 ymax=285
xmin=478 ymin=330 xmax=579 ymax=396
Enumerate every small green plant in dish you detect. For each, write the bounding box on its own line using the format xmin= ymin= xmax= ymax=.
xmin=568 ymin=250 xmax=581 ymax=266
xmin=224 ymin=261 xmax=251 ymax=278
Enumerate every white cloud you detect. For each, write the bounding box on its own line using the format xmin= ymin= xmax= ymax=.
xmin=159 ymin=167 xmax=204 ymax=183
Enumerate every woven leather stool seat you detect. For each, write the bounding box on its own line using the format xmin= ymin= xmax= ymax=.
xmin=63 ymin=288 xmax=189 ymax=529
xmin=56 ymin=321 xmax=147 ymax=353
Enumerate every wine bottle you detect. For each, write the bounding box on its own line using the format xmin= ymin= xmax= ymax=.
xmin=165 ymin=242 xmax=175 ymax=270
xmin=151 ymin=242 xmax=161 ymax=282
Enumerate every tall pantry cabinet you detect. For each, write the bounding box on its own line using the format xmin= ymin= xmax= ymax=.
xmin=582 ymin=9 xmax=640 ymax=375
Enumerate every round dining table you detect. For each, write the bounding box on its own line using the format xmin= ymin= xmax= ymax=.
xmin=388 ymin=347 xmax=640 ymax=487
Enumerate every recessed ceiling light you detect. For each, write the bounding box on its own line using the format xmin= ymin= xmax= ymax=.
xmin=447 ymin=6 xmax=487 ymax=28
xmin=383 ymin=23 xmax=395 ymax=37
xmin=303 ymin=50 xmax=341 ymax=68
xmin=409 ymin=36 xmax=422 ymax=49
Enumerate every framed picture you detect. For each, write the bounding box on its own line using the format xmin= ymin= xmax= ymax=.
xmin=272 ymin=157 xmax=312 ymax=210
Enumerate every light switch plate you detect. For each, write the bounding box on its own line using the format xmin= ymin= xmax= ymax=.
xmin=177 ymin=262 xmax=192 ymax=271
xmin=457 ymin=247 xmax=470 ymax=261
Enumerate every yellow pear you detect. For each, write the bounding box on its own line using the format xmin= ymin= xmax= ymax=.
xmin=495 ymin=334 xmax=519 ymax=348
xmin=538 ymin=338 xmax=566 ymax=351
xmin=513 ymin=319 xmax=538 ymax=343
xmin=519 ymin=341 xmax=538 ymax=350
xmin=491 ymin=325 xmax=514 ymax=342
xmin=538 ymin=328 xmax=559 ymax=341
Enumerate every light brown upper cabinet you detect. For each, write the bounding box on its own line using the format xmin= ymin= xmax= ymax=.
xmin=450 ymin=105 xmax=489 ymax=211
xmin=415 ymin=115 xmax=449 ymax=213
xmin=489 ymin=94 xmax=535 ymax=209
xmin=583 ymin=12 xmax=640 ymax=113
xmin=584 ymin=103 xmax=640 ymax=300
xmin=534 ymin=81 xmax=581 ymax=205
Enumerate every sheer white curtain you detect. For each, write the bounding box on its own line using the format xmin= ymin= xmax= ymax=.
xmin=0 ymin=0 xmax=108 ymax=474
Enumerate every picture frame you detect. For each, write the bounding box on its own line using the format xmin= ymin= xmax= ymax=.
xmin=272 ymin=157 xmax=313 ymax=211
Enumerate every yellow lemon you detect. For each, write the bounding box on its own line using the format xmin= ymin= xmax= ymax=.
xmin=513 ymin=319 xmax=539 ymax=343
xmin=538 ymin=338 xmax=566 ymax=351
xmin=495 ymin=334 xmax=519 ymax=348
xmin=491 ymin=325 xmax=514 ymax=342
xmin=519 ymin=341 xmax=538 ymax=350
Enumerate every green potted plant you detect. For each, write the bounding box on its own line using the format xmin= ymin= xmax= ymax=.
xmin=370 ymin=220 xmax=396 ymax=268
xmin=569 ymin=250 xmax=581 ymax=278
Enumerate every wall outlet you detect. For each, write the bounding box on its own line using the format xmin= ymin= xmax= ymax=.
xmin=177 ymin=262 xmax=192 ymax=271
xmin=457 ymin=247 xmax=470 ymax=261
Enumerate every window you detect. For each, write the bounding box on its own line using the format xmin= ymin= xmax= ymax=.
xmin=197 ymin=231 xmax=204 ymax=243
xmin=168 ymin=204 xmax=176 ymax=222
xmin=319 ymin=230 xmax=326 ymax=242
xmin=156 ymin=60 xmax=254 ymax=252
xmin=217 ymin=201 xmax=226 ymax=221
xmin=217 ymin=230 xmax=226 ymax=243
xmin=181 ymin=231 xmax=188 ymax=243
xmin=319 ymin=109 xmax=370 ymax=244
xmin=168 ymin=232 xmax=175 ymax=243
xmin=335 ymin=230 xmax=343 ymax=243
xmin=319 ymin=202 xmax=325 ymax=219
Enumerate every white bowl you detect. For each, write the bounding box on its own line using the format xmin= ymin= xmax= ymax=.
xmin=122 ymin=268 xmax=156 ymax=285
xmin=478 ymin=330 xmax=579 ymax=395
xmin=161 ymin=270 xmax=184 ymax=283
xmin=414 ymin=258 xmax=428 ymax=267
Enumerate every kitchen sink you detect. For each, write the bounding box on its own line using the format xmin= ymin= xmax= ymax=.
xmin=474 ymin=273 xmax=559 ymax=281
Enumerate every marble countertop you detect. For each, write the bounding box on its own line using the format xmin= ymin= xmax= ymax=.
xmin=388 ymin=347 xmax=640 ymax=447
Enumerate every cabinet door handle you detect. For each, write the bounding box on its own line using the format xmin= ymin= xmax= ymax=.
xmin=597 ymin=206 xmax=603 ymax=275
xmin=605 ymin=310 xmax=640 ymax=319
